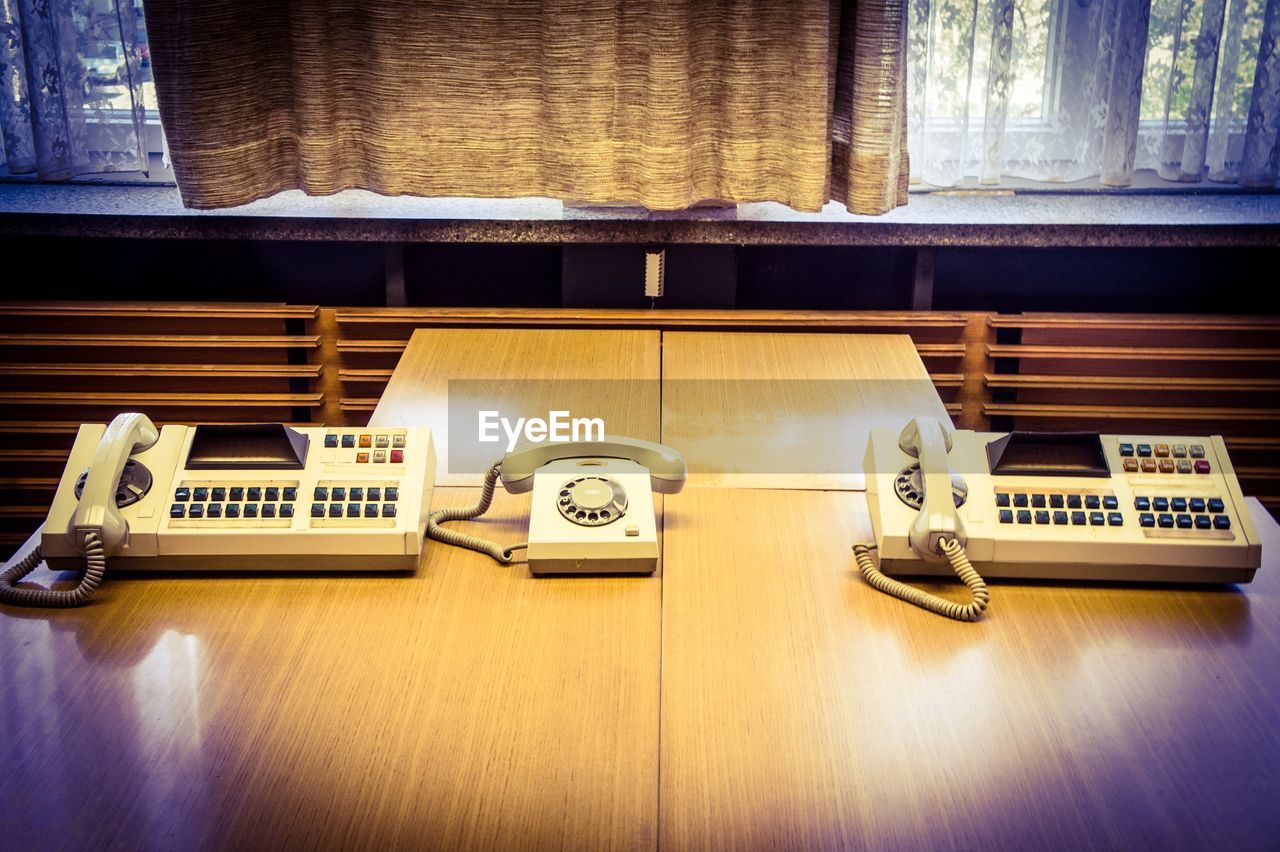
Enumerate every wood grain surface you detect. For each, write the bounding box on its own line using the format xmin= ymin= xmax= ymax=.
xmin=659 ymin=488 xmax=1280 ymax=850
xmin=0 ymin=493 xmax=662 ymax=851
xmin=372 ymin=329 xmax=661 ymax=486
xmin=661 ymin=332 xmax=951 ymax=489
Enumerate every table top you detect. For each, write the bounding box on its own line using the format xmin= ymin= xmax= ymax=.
xmin=661 ymin=332 xmax=949 ymax=489
xmin=2 ymin=328 xmax=1276 ymax=850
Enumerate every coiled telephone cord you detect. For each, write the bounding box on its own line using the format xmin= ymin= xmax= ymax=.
xmin=853 ymin=538 xmax=989 ymax=622
xmin=0 ymin=527 xmax=107 ymax=608
xmin=425 ymin=462 xmax=527 ymax=564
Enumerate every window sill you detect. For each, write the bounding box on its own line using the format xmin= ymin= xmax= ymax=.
xmin=0 ymin=178 xmax=1276 ymax=248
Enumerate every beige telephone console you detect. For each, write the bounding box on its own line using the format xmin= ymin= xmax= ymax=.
xmin=0 ymin=413 xmax=436 ymax=608
xmin=427 ymin=436 xmax=686 ymax=574
xmin=858 ymin=416 xmax=1262 ymax=621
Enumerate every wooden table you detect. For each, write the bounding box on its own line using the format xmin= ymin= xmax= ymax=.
xmin=2 ymin=328 xmax=1277 ymax=850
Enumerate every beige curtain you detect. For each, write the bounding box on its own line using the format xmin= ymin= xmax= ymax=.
xmin=144 ymin=0 xmax=908 ymax=214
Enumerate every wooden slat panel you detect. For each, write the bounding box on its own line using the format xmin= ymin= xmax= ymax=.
xmin=0 ymin=302 xmax=318 ymax=320
xmin=984 ymin=374 xmax=1280 ymax=392
xmin=0 ymin=363 xmax=321 ymax=379
xmin=986 ymin=344 xmax=1280 ymax=361
xmin=337 ymin=368 xmax=395 ymax=382
xmin=337 ymin=339 xmax=410 ymax=354
xmin=0 ymin=392 xmax=323 ymax=407
xmin=0 ymin=334 xmax=319 ymax=349
xmin=989 ymin=314 xmax=1280 ymax=332
xmin=982 ymin=403 xmax=1278 ymax=421
xmin=336 ymin=307 xmax=972 ymax=330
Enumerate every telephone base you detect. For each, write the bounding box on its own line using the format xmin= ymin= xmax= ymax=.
xmin=529 ymin=555 xmax=656 ymax=576
xmin=878 ymin=557 xmax=1256 ymax=586
xmin=45 ymin=553 xmax=419 ymax=573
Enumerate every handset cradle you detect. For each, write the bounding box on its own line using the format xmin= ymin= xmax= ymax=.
xmin=71 ymin=412 xmax=160 ymax=554
xmin=856 ymin=416 xmax=989 ymax=622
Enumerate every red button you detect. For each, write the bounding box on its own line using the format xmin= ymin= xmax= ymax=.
xmin=390 ymin=450 xmax=404 ymax=463
xmin=1195 ymin=460 xmax=1211 ymax=473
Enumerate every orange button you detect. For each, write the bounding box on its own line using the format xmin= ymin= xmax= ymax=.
xmin=1155 ymin=444 xmax=1170 ymax=457
xmin=356 ymin=452 xmax=370 ymax=463
xmin=1141 ymin=458 xmax=1157 ymax=472
xmin=358 ymin=434 xmax=372 ymax=448
xmin=1122 ymin=458 xmax=1139 ymax=471
xmin=1158 ymin=458 xmax=1175 ymax=473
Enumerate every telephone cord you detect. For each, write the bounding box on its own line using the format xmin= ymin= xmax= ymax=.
xmin=0 ymin=527 xmax=107 ymax=608
xmin=853 ymin=538 xmax=989 ymax=622
xmin=425 ymin=461 xmax=526 ymax=564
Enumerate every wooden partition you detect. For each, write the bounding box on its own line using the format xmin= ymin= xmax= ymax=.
xmin=2 ymin=303 xmax=1276 ymax=553
xmin=0 ymin=302 xmax=322 ymax=550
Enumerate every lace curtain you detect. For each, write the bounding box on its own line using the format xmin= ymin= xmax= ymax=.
xmin=144 ymin=0 xmax=908 ymax=214
xmin=908 ymin=0 xmax=1280 ymax=187
xmin=0 ymin=0 xmax=148 ymax=179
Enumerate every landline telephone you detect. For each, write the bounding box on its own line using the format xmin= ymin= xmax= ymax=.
xmin=427 ymin=436 xmax=686 ymax=574
xmin=858 ymin=416 xmax=1262 ymax=621
xmin=0 ymin=413 xmax=436 ymax=607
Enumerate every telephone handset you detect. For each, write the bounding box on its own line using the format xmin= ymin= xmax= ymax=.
xmin=427 ymin=436 xmax=686 ymax=574
xmin=0 ymin=413 xmax=162 ymax=608
xmin=855 ymin=417 xmax=990 ymax=621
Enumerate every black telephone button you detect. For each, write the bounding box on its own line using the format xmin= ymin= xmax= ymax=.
xmin=1052 ymin=511 xmax=1068 ymax=525
xmin=174 ymin=487 xmax=191 ymax=502
xmin=1013 ymin=493 xmax=1029 ymax=507
xmin=324 ymin=434 xmax=339 ymax=448
xmin=1089 ymin=512 xmax=1105 ymax=526
xmin=995 ymin=493 xmax=1010 ymax=507
xmin=1067 ymin=495 xmax=1083 ymax=509
xmin=244 ymin=504 xmax=259 ymax=518
xmin=1034 ymin=510 xmax=1050 ymax=525
xmin=212 ymin=487 xmax=227 ymax=501
xmin=1171 ymin=497 xmax=1187 ymax=512
xmin=347 ymin=502 xmax=361 ymax=517
xmin=311 ymin=503 xmax=325 ymax=517
xmin=1189 ymin=497 xmax=1206 ymax=512
xmin=225 ymin=504 xmax=241 ymax=518
xmin=367 ymin=487 xmax=381 ymax=502
xmin=314 ymin=487 xmax=328 ymax=501
xmin=1107 ymin=512 xmax=1123 ymax=526
xmin=350 ymin=487 xmax=364 ymax=502
xmin=331 ymin=487 xmax=347 ymax=501
xmin=1153 ymin=497 xmax=1169 ymax=512
xmin=280 ymin=504 xmax=295 ymax=518
xmin=246 ymin=487 xmax=261 ymax=501
xmin=1103 ymin=496 xmax=1119 ymax=510
xmin=1137 ymin=444 xmax=1152 ymax=457
xmin=365 ymin=504 xmax=379 ymax=518
xmin=382 ymin=504 xmax=397 ymax=518
xmin=188 ymin=504 xmax=205 ymax=519
xmin=1049 ymin=494 xmax=1065 ymax=509
xmin=1207 ymin=498 xmax=1225 ymax=513
xmin=207 ymin=503 xmax=223 ymax=518
xmin=1031 ymin=494 xmax=1047 ymax=508
xmin=385 ymin=487 xmax=399 ymax=501
xmin=193 ymin=487 xmax=209 ymax=501
xmin=1071 ymin=511 xmax=1087 ymax=525
xmin=1158 ymin=513 xmax=1174 ymax=528
xmin=328 ymin=504 xmax=343 ymax=517
xmin=1139 ymin=513 xmax=1155 ymax=527
xmin=1176 ymin=514 xmax=1192 ymax=529
xmin=170 ymin=503 xmax=186 ymax=518
xmin=283 ymin=487 xmax=298 ymax=501
xmin=1194 ymin=515 xmax=1211 ymax=529
xmin=230 ymin=487 xmax=244 ymax=501
xmin=265 ymin=487 xmax=280 ymax=501
xmin=1119 ymin=443 xmax=1135 ymax=456
xmin=1085 ymin=495 xmax=1101 ymax=509
xmin=1213 ymin=515 xmax=1231 ymax=529
xmin=1016 ymin=510 xmax=1032 ymax=524
xmin=1134 ymin=496 xmax=1151 ymax=511
xmin=341 ymin=434 xmax=356 ymax=448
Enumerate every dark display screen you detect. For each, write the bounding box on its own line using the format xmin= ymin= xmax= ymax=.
xmin=985 ymin=432 xmax=1110 ymax=478
xmin=185 ymin=424 xmax=309 ymax=470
